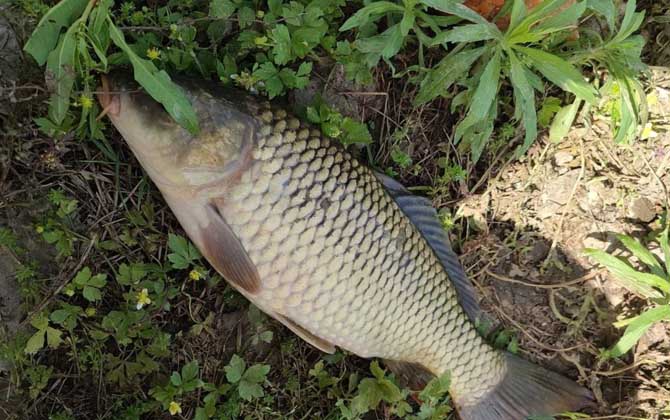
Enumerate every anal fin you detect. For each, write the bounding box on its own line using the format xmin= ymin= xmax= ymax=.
xmin=199 ymin=203 xmax=261 ymax=294
xmin=273 ymin=313 xmax=336 ymax=354
xmin=383 ymin=360 xmax=435 ymax=391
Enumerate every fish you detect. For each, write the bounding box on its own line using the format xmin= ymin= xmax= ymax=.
xmin=99 ymin=73 xmax=593 ymax=419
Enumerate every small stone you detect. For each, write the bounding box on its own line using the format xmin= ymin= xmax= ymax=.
xmin=554 ymin=151 xmax=574 ymax=167
xmin=628 ymin=197 xmax=656 ymax=223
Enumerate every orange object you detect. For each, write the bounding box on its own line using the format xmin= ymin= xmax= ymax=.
xmin=463 ymin=0 xmax=576 ymax=30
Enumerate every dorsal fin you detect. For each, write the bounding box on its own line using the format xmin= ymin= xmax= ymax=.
xmin=374 ymin=171 xmax=481 ymax=322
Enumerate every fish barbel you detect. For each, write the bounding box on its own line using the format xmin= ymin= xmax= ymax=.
xmin=99 ymin=74 xmax=592 ymax=419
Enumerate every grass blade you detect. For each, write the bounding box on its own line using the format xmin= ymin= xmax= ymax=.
xmin=108 ymin=20 xmax=200 ymax=135
xmin=420 ymin=0 xmax=490 ymax=25
xmin=616 ymin=234 xmax=666 ymax=279
xmin=609 ymin=305 xmax=670 ymax=358
xmin=584 ymin=249 xmax=666 ymax=298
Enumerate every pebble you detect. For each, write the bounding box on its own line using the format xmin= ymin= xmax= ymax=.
xmin=553 ymin=151 xmax=574 ymax=167
xmin=628 ymin=197 xmax=656 ymax=223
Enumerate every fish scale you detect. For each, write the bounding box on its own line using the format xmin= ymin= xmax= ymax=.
xmin=106 ymin=76 xmax=592 ymax=418
xmin=218 ymin=101 xmax=506 ymax=405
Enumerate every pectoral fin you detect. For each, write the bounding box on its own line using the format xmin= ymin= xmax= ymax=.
xmin=199 ymin=203 xmax=261 ymax=294
xmin=273 ymin=313 xmax=336 ymax=354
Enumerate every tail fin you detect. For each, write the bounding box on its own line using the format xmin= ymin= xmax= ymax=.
xmin=458 ymin=353 xmax=594 ymax=420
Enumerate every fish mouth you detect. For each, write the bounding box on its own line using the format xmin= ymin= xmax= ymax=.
xmin=97 ymin=74 xmax=122 ymax=119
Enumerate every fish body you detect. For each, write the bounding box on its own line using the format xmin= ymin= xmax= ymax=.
xmin=101 ymin=75 xmax=592 ymax=419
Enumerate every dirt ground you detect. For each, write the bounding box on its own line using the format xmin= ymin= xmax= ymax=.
xmin=2 ymin=1 xmax=670 ymax=419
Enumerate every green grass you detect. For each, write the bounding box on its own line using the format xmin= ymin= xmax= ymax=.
xmin=0 ymin=0 xmax=656 ymax=418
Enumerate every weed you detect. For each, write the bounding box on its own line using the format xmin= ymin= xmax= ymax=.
xmin=585 ymin=219 xmax=670 ymax=358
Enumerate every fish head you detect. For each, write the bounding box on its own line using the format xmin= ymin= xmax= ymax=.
xmin=99 ymin=72 xmax=256 ymax=190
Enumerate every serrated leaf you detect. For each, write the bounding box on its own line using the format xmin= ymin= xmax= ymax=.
xmin=108 ymin=20 xmax=200 ymax=134
xmin=46 ymin=327 xmax=63 ymax=348
xmin=170 ymin=372 xmax=182 ymax=386
xmin=225 ymin=354 xmax=245 ymax=383
xmin=25 ymin=330 xmax=46 ymax=354
xmin=73 ymin=267 xmax=92 ymax=286
xmin=88 ymin=274 xmax=107 ymax=288
xmin=24 ymin=0 xmax=88 ymax=65
xmin=210 ymin=0 xmax=237 ymax=18
xmin=82 ymin=285 xmax=102 ymax=302
xmin=609 ymin=305 xmax=670 ymax=357
xmin=243 ymin=364 xmax=270 ymax=383
xmin=515 ymin=46 xmax=598 ymax=105
xmin=238 ymin=380 xmax=264 ymax=401
xmin=182 ymin=360 xmax=200 ymax=382
xmin=271 ymin=25 xmax=292 ymax=65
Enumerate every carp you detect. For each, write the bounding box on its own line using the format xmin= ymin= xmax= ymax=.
xmin=99 ymin=74 xmax=592 ymax=419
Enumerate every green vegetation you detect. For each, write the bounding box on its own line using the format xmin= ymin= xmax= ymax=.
xmin=22 ymin=0 xmax=646 ymax=161
xmin=585 ymin=219 xmax=670 ymax=359
xmin=1 ymin=0 xmax=657 ymax=418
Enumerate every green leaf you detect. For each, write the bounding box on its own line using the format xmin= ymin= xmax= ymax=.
xmin=611 ymin=0 xmax=644 ymax=44
xmin=609 ymin=305 xmax=670 ymax=357
xmin=616 ymin=234 xmax=666 ymax=279
xmin=170 ymin=372 xmax=182 ymax=386
xmin=238 ymin=380 xmax=264 ymax=401
xmin=24 ymin=0 xmax=88 ymax=65
xmin=660 ymin=227 xmax=670 ymax=275
xmin=420 ymin=0 xmax=490 ymax=25
xmin=46 ymin=327 xmax=63 ymax=348
xmin=508 ymin=50 xmax=537 ymax=157
xmin=431 ymin=23 xmax=500 ymax=45
xmin=381 ymin=25 xmax=405 ymax=59
xmin=25 ymin=330 xmax=46 ymax=354
xmin=455 ymin=49 xmax=501 ymax=143
xmin=509 ymin=0 xmax=528 ymax=31
xmin=537 ymin=97 xmax=563 ymax=128
xmin=420 ymin=372 xmax=451 ymax=402
xmin=399 ymin=11 xmax=415 ymax=37
xmin=182 ymin=360 xmax=200 ymax=382
xmin=535 ymin=1 xmax=587 ymax=34
xmin=82 ymin=285 xmax=102 ymax=302
xmin=108 ymin=20 xmax=200 ymax=134
xmin=515 ymin=46 xmax=598 ymax=105
xmin=88 ymin=274 xmax=107 ymax=288
xmin=209 ymin=0 xmax=237 ymax=18
xmin=341 ymin=118 xmax=372 ymax=146
xmin=46 ymin=24 xmax=78 ymax=124
xmin=73 ymin=267 xmax=92 ymax=286
xmin=587 ymin=0 xmax=616 ymax=30
xmin=414 ymin=46 xmax=486 ymax=104
xmin=549 ymin=97 xmax=582 ymax=142
xmin=225 ymin=354 xmax=245 ymax=383
xmin=339 ymin=2 xmax=404 ymax=31
xmin=507 ymin=0 xmax=568 ymax=39
xmin=271 ymin=25 xmax=292 ymax=65
xmin=243 ymin=364 xmax=270 ymax=383
xmin=584 ymin=249 xmax=666 ymax=298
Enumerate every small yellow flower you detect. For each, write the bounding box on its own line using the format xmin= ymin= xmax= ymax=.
xmin=146 ymin=47 xmax=161 ymax=60
xmin=85 ymin=307 xmax=96 ymax=317
xmin=35 ymin=225 xmax=44 ymax=234
xmin=254 ymin=36 xmax=268 ymax=46
xmin=189 ymin=269 xmax=202 ymax=281
xmin=79 ymin=95 xmax=93 ymax=109
xmin=168 ymin=401 xmax=182 ymax=416
xmin=641 ymin=122 xmax=658 ymax=140
xmin=136 ymin=288 xmax=151 ymax=310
